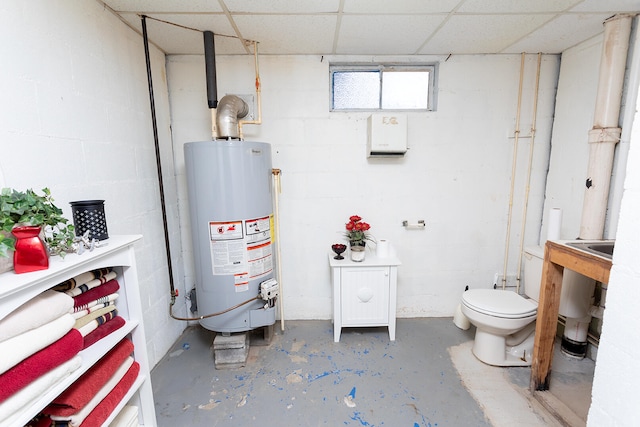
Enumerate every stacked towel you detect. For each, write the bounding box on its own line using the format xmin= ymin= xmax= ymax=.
xmin=51 ymin=268 xmax=112 ymax=292
xmin=82 ymin=316 xmax=126 ymax=350
xmin=71 ymin=279 xmax=119 ymax=311
xmin=64 ymin=271 xmax=117 ymax=298
xmin=0 ymin=329 xmax=83 ymax=403
xmin=47 ymin=358 xmax=139 ymax=427
xmin=110 ymin=405 xmax=139 ymax=427
xmin=0 ymin=356 xmax=82 ymax=427
xmin=63 ymin=278 xmax=122 ymax=348
xmin=0 ymin=313 xmax=75 ymax=375
xmin=45 ymin=339 xmax=133 ymax=417
xmin=0 ymin=290 xmax=73 ymax=343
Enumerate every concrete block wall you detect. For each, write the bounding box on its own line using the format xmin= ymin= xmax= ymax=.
xmin=0 ymin=0 xmax=185 ymax=367
xmin=167 ymin=53 xmax=561 ymax=320
xmin=588 ymin=30 xmax=640 ymax=425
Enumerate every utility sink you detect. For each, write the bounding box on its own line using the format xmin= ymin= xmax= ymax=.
xmin=565 ymin=240 xmax=615 ymax=259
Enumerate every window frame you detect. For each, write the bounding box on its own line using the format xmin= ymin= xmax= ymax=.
xmin=330 ymin=63 xmax=438 ymax=112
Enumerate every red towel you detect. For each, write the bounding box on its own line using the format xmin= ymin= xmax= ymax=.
xmin=79 ymin=361 xmax=140 ymax=427
xmin=0 ymin=329 xmax=83 ymax=403
xmin=45 ymin=338 xmax=134 ymax=416
xmin=72 ymin=279 xmax=120 ymax=309
xmin=82 ymin=315 xmax=126 ymax=349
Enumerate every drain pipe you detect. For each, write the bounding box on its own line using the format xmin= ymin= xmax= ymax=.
xmin=563 ymin=14 xmax=633 ymax=359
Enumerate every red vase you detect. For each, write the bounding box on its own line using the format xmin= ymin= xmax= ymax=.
xmin=12 ymin=226 xmax=49 ymax=274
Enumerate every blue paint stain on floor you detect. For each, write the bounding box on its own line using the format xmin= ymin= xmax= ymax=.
xmin=152 ymin=319 xmax=490 ymax=427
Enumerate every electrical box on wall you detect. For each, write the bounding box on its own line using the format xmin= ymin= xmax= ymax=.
xmin=367 ymin=114 xmax=408 ymax=157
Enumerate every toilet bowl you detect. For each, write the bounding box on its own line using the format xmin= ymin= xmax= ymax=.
xmin=461 ymin=289 xmax=538 ymax=366
xmin=459 ymin=246 xmax=549 ymax=366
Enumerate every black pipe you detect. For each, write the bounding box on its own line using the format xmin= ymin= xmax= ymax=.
xmin=141 ymin=15 xmax=176 ymax=298
xmin=203 ymin=30 xmax=218 ymax=109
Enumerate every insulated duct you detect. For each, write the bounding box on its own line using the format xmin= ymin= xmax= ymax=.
xmin=204 ymin=31 xmax=218 ymax=109
xmin=216 ymin=95 xmax=249 ymax=139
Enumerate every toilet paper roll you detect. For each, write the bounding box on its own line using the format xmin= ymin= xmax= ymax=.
xmin=547 ymin=207 xmax=562 ymax=241
xmin=376 ymin=239 xmax=390 ymax=258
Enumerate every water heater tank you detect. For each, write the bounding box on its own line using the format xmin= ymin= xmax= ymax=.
xmin=184 ymin=140 xmax=276 ymax=333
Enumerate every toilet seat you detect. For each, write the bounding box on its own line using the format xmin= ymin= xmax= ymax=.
xmin=462 ymin=289 xmax=537 ymax=319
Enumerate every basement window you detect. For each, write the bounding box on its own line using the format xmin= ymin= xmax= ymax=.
xmin=330 ymin=65 xmax=436 ymax=111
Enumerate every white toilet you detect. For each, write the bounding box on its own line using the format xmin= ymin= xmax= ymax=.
xmin=460 ymin=248 xmax=544 ymax=366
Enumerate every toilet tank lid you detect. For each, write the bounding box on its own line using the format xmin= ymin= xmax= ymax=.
xmin=524 ymin=245 xmax=544 ymax=258
xmin=462 ymin=289 xmax=537 ymax=317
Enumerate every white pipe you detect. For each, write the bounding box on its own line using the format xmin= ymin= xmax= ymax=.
xmin=579 ymin=14 xmax=632 ymax=240
xmin=238 ymin=41 xmax=263 ymax=140
xmin=564 ymin=14 xmax=632 ymax=357
xmin=502 ymin=52 xmax=526 ymax=290
xmin=272 ymin=169 xmax=284 ymax=331
xmin=515 ymin=53 xmax=542 ymax=294
xmin=607 ymin=17 xmax=640 ymax=238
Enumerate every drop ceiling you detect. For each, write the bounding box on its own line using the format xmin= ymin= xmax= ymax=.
xmin=102 ymin=0 xmax=639 ymax=55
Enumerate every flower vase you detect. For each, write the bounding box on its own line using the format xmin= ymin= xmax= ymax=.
xmin=12 ymin=226 xmax=49 ymax=274
xmin=350 ymin=243 xmax=366 ymax=262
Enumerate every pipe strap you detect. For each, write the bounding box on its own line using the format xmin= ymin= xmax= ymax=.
xmin=588 ymin=127 xmax=621 ymax=144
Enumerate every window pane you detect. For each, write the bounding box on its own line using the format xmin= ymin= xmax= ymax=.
xmin=332 ymin=71 xmax=380 ymax=109
xmin=381 ymin=71 xmax=430 ymax=109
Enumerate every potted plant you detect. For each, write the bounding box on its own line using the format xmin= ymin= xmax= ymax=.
xmin=344 ymin=215 xmax=375 ymax=262
xmin=0 ymin=188 xmax=76 ymax=273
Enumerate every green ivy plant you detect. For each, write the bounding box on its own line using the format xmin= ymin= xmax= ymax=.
xmin=0 ymin=188 xmax=76 ymax=258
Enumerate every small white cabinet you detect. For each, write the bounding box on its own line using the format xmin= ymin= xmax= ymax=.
xmin=0 ymin=235 xmax=156 ymax=427
xmin=329 ymin=253 xmax=401 ymax=342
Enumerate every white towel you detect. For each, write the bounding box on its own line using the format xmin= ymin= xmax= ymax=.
xmin=50 ymin=356 xmax=134 ymax=426
xmin=111 ymin=405 xmax=139 ymax=427
xmin=0 ymin=290 xmax=74 ymax=343
xmin=0 ymin=355 xmax=82 ymax=427
xmin=0 ymin=313 xmax=75 ymax=375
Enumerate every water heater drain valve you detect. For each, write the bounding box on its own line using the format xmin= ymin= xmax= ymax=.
xmin=259 ymin=278 xmax=279 ymax=307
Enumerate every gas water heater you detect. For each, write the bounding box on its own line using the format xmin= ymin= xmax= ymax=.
xmin=184 ymin=140 xmax=277 ymax=333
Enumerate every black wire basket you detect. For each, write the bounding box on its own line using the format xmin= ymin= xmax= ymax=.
xmin=70 ymin=200 xmax=109 ymax=241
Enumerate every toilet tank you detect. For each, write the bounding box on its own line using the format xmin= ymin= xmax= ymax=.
xmin=523 ymin=245 xmax=595 ymax=318
xmin=523 ymin=246 xmax=544 ymax=301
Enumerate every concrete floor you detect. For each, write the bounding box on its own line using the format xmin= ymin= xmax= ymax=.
xmin=151 ymin=319 xmax=593 ymax=427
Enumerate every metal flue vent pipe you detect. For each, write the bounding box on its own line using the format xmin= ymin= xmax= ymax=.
xmin=216 ymin=95 xmax=249 ymax=139
xmin=203 ymin=31 xmax=218 ymax=109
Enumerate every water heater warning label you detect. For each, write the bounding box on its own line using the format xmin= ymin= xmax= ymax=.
xmin=209 ymin=216 xmax=273 ymax=279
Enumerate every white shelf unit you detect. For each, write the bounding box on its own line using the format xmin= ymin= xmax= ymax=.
xmin=0 ymin=235 xmax=156 ymax=427
xmin=329 ymin=253 xmax=401 ymax=343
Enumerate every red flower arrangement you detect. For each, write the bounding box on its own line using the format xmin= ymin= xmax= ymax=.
xmin=345 ymin=215 xmax=374 ymax=246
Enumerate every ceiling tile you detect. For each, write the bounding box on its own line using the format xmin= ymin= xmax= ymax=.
xmin=570 ymin=0 xmax=640 ymax=12
xmin=419 ymin=14 xmax=556 ymax=54
xmin=231 ymin=15 xmax=337 ymax=54
xmin=336 ymin=15 xmax=448 ymax=54
xmin=223 ymin=0 xmax=340 ymax=14
xmin=119 ymin=13 xmax=244 ymax=55
xmin=342 ymin=0 xmax=461 ymax=14
xmin=503 ymin=13 xmax=611 ymax=54
xmin=458 ymin=0 xmax=581 ymax=13
xmin=104 ymin=0 xmax=222 ymax=13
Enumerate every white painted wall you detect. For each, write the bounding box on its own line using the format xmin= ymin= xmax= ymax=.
xmin=0 ymin=0 xmax=185 ymax=367
xmin=168 ymin=53 xmax=560 ymax=319
xmin=587 ymin=24 xmax=640 ymax=427
xmin=3 ymin=6 xmax=639 ymax=423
